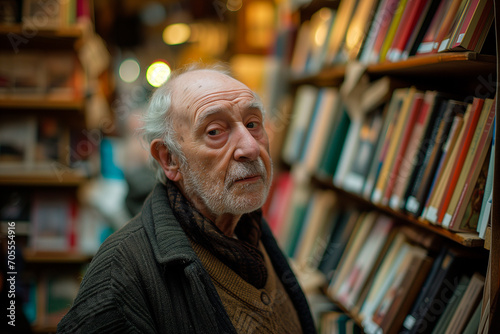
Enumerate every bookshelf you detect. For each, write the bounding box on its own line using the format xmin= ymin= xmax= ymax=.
xmin=0 ymin=1 xmax=101 ymax=332
xmin=269 ymin=0 xmax=500 ymax=332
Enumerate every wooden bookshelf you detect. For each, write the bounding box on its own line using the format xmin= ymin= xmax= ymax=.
xmin=0 ymin=24 xmax=83 ymax=51
xmin=24 ymin=251 xmax=92 ymax=264
xmin=0 ymin=97 xmax=84 ymax=111
xmin=0 ymin=170 xmax=87 ymax=186
xmin=290 ymin=52 xmax=496 ymax=86
xmin=312 ymin=176 xmax=485 ymax=248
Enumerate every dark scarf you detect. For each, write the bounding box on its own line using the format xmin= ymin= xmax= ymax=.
xmin=165 ymin=180 xmax=268 ymax=289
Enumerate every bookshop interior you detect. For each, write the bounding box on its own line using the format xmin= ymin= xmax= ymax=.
xmin=0 ymin=0 xmax=500 ymax=333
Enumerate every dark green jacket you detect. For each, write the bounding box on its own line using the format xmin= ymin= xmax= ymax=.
xmin=57 ymin=183 xmax=316 ymax=333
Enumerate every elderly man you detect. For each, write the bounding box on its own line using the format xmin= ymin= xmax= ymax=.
xmin=57 ymin=64 xmax=315 ymax=333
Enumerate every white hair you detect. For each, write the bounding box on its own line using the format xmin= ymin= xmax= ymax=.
xmin=141 ymin=62 xmax=234 ymax=184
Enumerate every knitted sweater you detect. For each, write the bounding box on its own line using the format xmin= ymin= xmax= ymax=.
xmin=57 ymin=183 xmax=316 ymax=334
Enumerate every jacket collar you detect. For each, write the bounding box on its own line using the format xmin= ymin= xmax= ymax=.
xmin=141 ymin=182 xmax=199 ymax=265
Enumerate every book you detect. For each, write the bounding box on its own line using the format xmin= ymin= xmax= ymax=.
xmin=402 ymin=96 xmax=452 ymax=215
xmin=400 ymin=0 xmax=444 ymax=59
xmin=325 ymin=0 xmax=360 ymax=65
xmin=294 ymin=190 xmax=337 ymax=270
xmin=0 ymin=115 xmax=37 ymax=171
xmin=462 ymin=299 xmax=482 ymax=334
xmin=317 ymin=107 xmax=351 ymax=178
xmin=343 ymin=107 xmax=385 ymax=193
xmin=443 ymin=98 xmax=495 ymax=229
xmin=431 ymin=0 xmax=469 ymax=53
xmin=423 ymin=102 xmax=471 ymax=223
xmin=386 ymin=0 xmax=429 ymax=62
xmin=304 ymin=8 xmax=336 ymax=74
xmin=430 ymin=274 xmax=471 ymax=334
xmin=389 ymin=90 xmax=438 ymax=210
xmin=333 ymin=215 xmax=394 ymax=309
xmin=477 ymin=117 xmax=495 ymax=238
xmin=372 ymin=86 xmax=416 ymax=204
xmin=416 ymin=0 xmax=455 ymax=54
xmin=372 ymin=245 xmax=433 ymax=334
xmin=444 ymin=272 xmax=485 ymax=334
xmin=318 ymin=208 xmax=361 ymax=281
xmin=448 ymin=0 xmax=493 ymax=52
xmin=378 ymin=0 xmax=409 ymax=62
xmin=401 ymin=247 xmax=468 ymax=334
xmin=405 ymin=100 xmax=466 ymax=217
xmin=433 ymin=97 xmax=485 ymax=224
xmin=341 ymin=0 xmax=381 ymax=61
xmin=302 ymin=87 xmax=342 ymax=173
xmin=282 ymin=85 xmax=319 ymax=164
xmin=359 ymin=0 xmax=400 ymax=64
xmin=382 ymin=91 xmax=425 ymax=205
xmin=437 ymin=0 xmax=473 ymax=52
xmin=30 ymin=191 xmax=78 ymax=252
xmin=363 ymin=89 xmax=409 ymax=199
xmin=282 ymin=183 xmax=313 ymax=257
xmin=265 ymin=171 xmax=294 ymax=237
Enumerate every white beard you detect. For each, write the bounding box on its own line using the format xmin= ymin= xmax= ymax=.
xmin=182 ymin=157 xmax=272 ymax=216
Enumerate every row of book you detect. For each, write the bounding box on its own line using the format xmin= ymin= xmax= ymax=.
xmin=0 ymin=0 xmax=91 ymax=27
xmin=290 ymin=0 xmax=495 ymax=75
xmin=0 ymin=51 xmax=83 ymax=100
xmin=280 ymin=77 xmax=495 ymax=235
xmin=272 ymin=193 xmax=487 ymax=333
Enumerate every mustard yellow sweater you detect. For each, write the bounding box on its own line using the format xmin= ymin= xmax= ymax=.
xmin=192 ymin=242 xmax=303 ymax=333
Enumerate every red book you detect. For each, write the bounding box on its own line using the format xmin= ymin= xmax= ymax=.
xmin=387 ymin=0 xmax=429 ymax=61
xmin=382 ymin=93 xmax=424 ymax=204
xmin=436 ymin=97 xmax=484 ymax=224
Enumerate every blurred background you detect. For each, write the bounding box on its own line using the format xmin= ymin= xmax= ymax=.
xmin=0 ymin=0 xmax=320 ymax=332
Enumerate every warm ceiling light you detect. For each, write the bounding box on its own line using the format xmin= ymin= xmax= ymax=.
xmin=119 ymin=58 xmax=141 ymax=83
xmin=227 ymin=0 xmax=242 ymax=11
xmin=162 ymin=23 xmax=191 ymax=45
xmin=146 ymin=61 xmax=171 ymax=87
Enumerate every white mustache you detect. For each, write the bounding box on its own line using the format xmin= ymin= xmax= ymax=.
xmin=225 ymin=159 xmax=266 ymax=187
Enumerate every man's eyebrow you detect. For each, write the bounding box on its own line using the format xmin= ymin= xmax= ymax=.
xmin=193 ymin=107 xmax=226 ymax=132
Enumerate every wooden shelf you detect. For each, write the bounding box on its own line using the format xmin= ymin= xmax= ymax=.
xmin=0 ymin=170 xmax=87 ymax=186
xmin=24 ymin=251 xmax=92 ymax=264
xmin=0 ymin=97 xmax=84 ymax=111
xmin=312 ymin=176 xmax=485 ymax=248
xmin=290 ymin=52 xmax=496 ymax=86
xmin=0 ymin=24 xmax=83 ymax=38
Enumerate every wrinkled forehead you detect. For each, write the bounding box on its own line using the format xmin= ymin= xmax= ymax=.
xmin=169 ymin=69 xmax=256 ymax=121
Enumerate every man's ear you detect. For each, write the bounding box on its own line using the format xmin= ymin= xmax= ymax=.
xmin=150 ymin=139 xmax=182 ymax=182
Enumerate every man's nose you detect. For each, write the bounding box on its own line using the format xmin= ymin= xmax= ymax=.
xmin=233 ymin=126 xmax=260 ymax=161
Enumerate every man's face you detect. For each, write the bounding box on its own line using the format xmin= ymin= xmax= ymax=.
xmin=171 ymin=70 xmax=273 ymax=217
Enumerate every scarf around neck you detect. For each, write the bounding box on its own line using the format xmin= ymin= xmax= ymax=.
xmin=165 ymin=180 xmax=268 ymax=289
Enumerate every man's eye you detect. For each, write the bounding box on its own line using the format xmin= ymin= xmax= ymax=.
xmin=208 ymin=129 xmax=221 ymax=136
xmin=247 ymin=122 xmax=258 ymax=129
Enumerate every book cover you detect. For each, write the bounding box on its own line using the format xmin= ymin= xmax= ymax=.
xmin=401 ymin=0 xmax=444 ymax=59
xmin=437 ymin=0 xmax=473 ymax=52
xmin=317 ymin=107 xmax=351 ymax=178
xmin=325 ymin=0 xmax=360 ymax=65
xmin=434 ymin=97 xmax=485 ymax=224
xmin=405 ymin=100 xmax=466 ymax=217
xmin=383 ymin=91 xmax=424 ymax=205
xmin=444 ymin=272 xmax=485 ymax=334
xmin=378 ymin=0 xmax=409 ymax=62
xmin=372 ymin=87 xmax=416 ymax=204
xmin=390 ymin=90 xmax=439 ymax=210
xmin=431 ymin=0 xmax=469 ymax=53
xmin=401 ymin=248 xmax=467 ymax=334
xmin=417 ymin=0 xmax=454 ymax=54
xmin=375 ymin=246 xmax=433 ymax=334
xmin=423 ymin=109 xmax=467 ymax=223
xmin=477 ymin=117 xmax=495 ymax=238
xmin=302 ymin=88 xmax=341 ymax=173
xmin=363 ymin=89 xmax=408 ymax=199
xmin=334 ymin=215 xmax=394 ymax=309
xmin=448 ymin=0 xmax=486 ymax=49
xmin=359 ymin=0 xmax=400 ymax=64
xmin=281 ymin=85 xmax=319 ymax=164
xmin=430 ymin=274 xmax=471 ymax=334
xmin=386 ymin=0 xmax=429 ymax=62
xmin=444 ymin=98 xmax=495 ymax=229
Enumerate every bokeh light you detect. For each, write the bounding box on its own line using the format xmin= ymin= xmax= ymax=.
xmin=119 ymin=58 xmax=141 ymax=83
xmin=162 ymin=23 xmax=191 ymax=45
xmin=146 ymin=61 xmax=171 ymax=87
